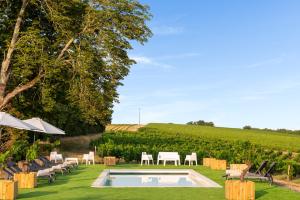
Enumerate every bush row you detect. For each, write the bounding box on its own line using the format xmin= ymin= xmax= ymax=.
xmin=90 ymin=127 xmax=300 ymax=176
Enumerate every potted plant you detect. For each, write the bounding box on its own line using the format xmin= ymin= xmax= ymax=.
xmin=14 ymin=142 xmax=39 ymax=189
xmin=0 ymin=151 xmax=10 ymax=179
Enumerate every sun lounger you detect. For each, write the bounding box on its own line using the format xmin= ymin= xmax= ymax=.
xmin=38 ymin=157 xmax=69 ymax=174
xmin=226 ymin=161 xmax=275 ymax=184
xmin=225 ymin=160 xmax=268 ymax=178
xmin=4 ymin=161 xmax=54 ymax=183
xmin=243 ymin=162 xmax=276 ymax=184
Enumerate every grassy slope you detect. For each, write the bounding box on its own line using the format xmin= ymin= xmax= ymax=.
xmin=147 ymin=123 xmax=300 ymax=151
xmin=18 ymin=164 xmax=300 ymax=200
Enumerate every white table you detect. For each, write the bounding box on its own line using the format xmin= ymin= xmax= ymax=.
xmin=65 ymin=157 xmax=79 ymax=165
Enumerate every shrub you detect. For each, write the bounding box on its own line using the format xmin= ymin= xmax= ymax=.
xmin=91 ymin=127 xmax=298 ymax=176
xmin=26 ymin=141 xmax=39 ymax=161
xmin=243 ymin=125 xmax=252 ymax=130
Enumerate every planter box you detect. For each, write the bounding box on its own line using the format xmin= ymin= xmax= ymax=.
xmin=225 ymin=180 xmax=255 ymax=200
xmin=13 ymin=172 xmax=37 ymax=189
xmin=104 ymin=157 xmax=116 ymax=166
xmin=211 ymin=159 xmax=227 ymax=170
xmin=0 ymin=180 xmax=18 ymax=200
xmin=203 ymin=158 xmax=216 ymax=167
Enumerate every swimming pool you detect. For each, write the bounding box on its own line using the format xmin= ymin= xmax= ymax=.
xmin=91 ymin=169 xmax=222 ymax=188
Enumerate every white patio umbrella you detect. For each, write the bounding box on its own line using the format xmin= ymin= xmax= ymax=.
xmin=0 ymin=112 xmax=38 ymax=130
xmin=23 ymin=117 xmax=65 ymax=135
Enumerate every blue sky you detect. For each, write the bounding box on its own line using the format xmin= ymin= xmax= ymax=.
xmin=112 ymin=0 xmax=300 ymax=129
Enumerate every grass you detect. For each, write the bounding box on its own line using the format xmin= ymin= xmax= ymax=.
xmin=147 ymin=123 xmax=300 ymax=151
xmin=18 ymin=164 xmax=300 ymax=200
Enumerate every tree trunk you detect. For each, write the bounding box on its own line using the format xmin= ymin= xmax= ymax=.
xmin=0 ymin=0 xmax=29 ymax=109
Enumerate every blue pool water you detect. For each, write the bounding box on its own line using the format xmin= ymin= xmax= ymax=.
xmin=105 ymin=174 xmax=197 ymax=187
xmin=92 ymin=169 xmax=222 ymax=188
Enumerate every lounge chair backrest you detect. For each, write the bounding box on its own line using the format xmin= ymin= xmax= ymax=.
xmin=255 ymin=160 xmax=268 ymax=174
xmin=142 ymin=152 xmax=147 ymax=155
xmin=28 ymin=160 xmax=41 ymax=172
xmin=41 ymin=156 xmax=52 ymax=163
xmin=7 ymin=161 xmax=22 ymax=173
xmin=37 ymin=158 xmax=48 ymax=167
xmin=264 ymin=162 xmax=276 ymax=177
xmin=2 ymin=168 xmax=14 ymax=179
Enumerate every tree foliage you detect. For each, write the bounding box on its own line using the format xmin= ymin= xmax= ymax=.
xmin=187 ymin=120 xmax=214 ymax=127
xmin=0 ymin=0 xmax=152 ymax=151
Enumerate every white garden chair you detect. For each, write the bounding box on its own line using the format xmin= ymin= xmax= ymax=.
xmin=184 ymin=152 xmax=197 ymax=166
xmin=82 ymin=151 xmax=95 ymax=165
xmin=141 ymin=152 xmax=154 ymax=165
xmin=50 ymin=151 xmax=64 ymax=163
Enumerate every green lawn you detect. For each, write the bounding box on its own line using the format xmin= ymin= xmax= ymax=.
xmin=147 ymin=123 xmax=300 ymax=151
xmin=18 ymin=164 xmax=300 ymax=200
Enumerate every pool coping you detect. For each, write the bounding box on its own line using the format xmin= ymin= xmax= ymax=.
xmin=91 ymin=169 xmax=222 ymax=188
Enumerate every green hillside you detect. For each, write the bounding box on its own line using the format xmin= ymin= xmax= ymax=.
xmin=146 ymin=123 xmax=300 ymax=152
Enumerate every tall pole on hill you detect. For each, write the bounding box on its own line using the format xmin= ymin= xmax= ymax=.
xmin=138 ymin=107 xmax=141 ymax=125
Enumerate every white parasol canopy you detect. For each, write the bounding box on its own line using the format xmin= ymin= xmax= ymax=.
xmin=23 ymin=117 xmax=65 ymax=135
xmin=0 ymin=112 xmax=38 ymax=130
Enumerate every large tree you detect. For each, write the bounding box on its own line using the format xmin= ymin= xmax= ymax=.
xmin=0 ymin=0 xmax=152 ymax=150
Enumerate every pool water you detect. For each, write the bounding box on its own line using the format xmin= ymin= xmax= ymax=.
xmin=105 ymin=174 xmax=197 ymax=187
xmin=92 ymin=169 xmax=222 ymax=188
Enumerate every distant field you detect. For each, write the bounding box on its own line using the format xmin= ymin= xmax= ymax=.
xmin=106 ymin=124 xmax=144 ymax=132
xmin=146 ymin=123 xmax=300 ymax=152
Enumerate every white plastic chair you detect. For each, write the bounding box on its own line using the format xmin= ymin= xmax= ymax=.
xmin=82 ymin=151 xmax=95 ymax=165
xmin=141 ymin=152 xmax=154 ymax=165
xmin=50 ymin=151 xmax=64 ymax=163
xmin=184 ymin=152 xmax=197 ymax=166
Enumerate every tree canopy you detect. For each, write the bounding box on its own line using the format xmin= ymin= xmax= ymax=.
xmin=0 ymin=0 xmax=152 ymax=142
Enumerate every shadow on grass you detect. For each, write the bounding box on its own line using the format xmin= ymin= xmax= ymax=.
xmin=256 ymin=187 xmax=274 ymax=199
xmin=37 ymin=169 xmax=85 ymax=187
xmin=18 ymin=191 xmax=58 ymax=199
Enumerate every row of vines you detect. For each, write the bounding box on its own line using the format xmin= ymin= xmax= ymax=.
xmin=90 ymin=127 xmax=300 ymax=176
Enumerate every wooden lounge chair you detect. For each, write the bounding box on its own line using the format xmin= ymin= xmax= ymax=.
xmin=4 ymin=161 xmax=55 ymax=183
xmin=249 ymin=160 xmax=268 ymax=176
xmin=243 ymin=162 xmax=276 ymax=184
xmin=28 ymin=161 xmax=56 ymax=183
xmin=225 ymin=160 xmax=268 ymax=179
xmin=37 ymin=158 xmax=68 ymax=175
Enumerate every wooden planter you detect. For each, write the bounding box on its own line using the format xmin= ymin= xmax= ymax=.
xmin=104 ymin=157 xmax=116 ymax=166
xmin=13 ymin=172 xmax=37 ymax=189
xmin=210 ymin=159 xmax=227 ymax=170
xmin=0 ymin=180 xmax=18 ymax=200
xmin=225 ymin=180 xmax=255 ymax=200
xmin=203 ymin=158 xmax=216 ymax=167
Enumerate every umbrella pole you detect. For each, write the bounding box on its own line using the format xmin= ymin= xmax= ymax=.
xmin=34 ymin=133 xmax=35 ymax=142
